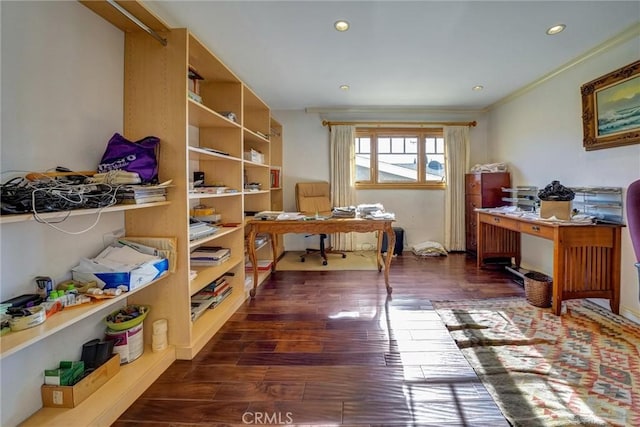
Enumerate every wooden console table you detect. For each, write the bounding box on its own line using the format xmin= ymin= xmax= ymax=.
xmin=477 ymin=211 xmax=622 ymax=315
xmin=246 ymin=218 xmax=395 ymax=297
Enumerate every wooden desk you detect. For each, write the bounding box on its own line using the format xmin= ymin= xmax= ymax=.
xmin=477 ymin=211 xmax=622 ymax=315
xmin=246 ymin=218 xmax=395 ymax=297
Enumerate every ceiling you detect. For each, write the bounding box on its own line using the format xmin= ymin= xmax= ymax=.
xmin=143 ymin=1 xmax=640 ymax=111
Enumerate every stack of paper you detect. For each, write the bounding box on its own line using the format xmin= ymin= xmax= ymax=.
xmin=116 ymin=184 xmax=167 ymax=204
xmin=189 ymin=218 xmax=218 ymax=241
xmin=190 ymin=246 xmax=230 ymax=266
xmin=332 ymin=206 xmax=357 ymax=218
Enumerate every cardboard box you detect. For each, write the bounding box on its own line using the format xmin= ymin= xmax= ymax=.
xmin=41 ymin=354 xmax=120 ymax=408
xmin=72 ymin=258 xmax=169 ymax=291
xmin=540 ymin=200 xmax=572 ymax=220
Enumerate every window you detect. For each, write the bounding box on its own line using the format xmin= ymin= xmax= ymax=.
xmin=355 ymin=128 xmax=445 ymax=189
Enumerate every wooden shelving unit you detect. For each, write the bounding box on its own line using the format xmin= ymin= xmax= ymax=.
xmin=20 ymin=344 xmax=175 ymax=427
xmin=0 ymin=201 xmax=170 ymax=225
xmin=0 ymin=273 xmax=169 ymax=360
xmin=19 ymin=1 xmax=284 ymax=425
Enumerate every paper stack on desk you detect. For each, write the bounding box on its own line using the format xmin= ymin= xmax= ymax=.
xmin=332 ymin=206 xmax=356 ymax=218
xmin=358 ymin=203 xmax=395 ymax=220
xmin=276 ymin=212 xmax=305 ymax=220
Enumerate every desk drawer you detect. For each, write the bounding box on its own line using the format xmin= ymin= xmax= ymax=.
xmin=482 ymin=214 xmax=520 ymax=232
xmin=519 ymin=222 xmax=554 ymax=239
xmin=465 ymin=174 xmax=482 ymax=195
xmin=466 ymin=195 xmax=482 ymax=213
xmin=465 ymin=172 xmax=511 ymax=202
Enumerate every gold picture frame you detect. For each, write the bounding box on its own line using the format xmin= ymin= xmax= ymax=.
xmin=581 ymin=60 xmax=640 ymax=151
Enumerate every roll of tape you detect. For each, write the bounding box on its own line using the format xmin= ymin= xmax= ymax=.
xmin=152 ymin=341 xmax=168 ymax=352
xmin=153 ymin=319 xmax=168 ymax=334
xmin=152 ymin=333 xmax=167 ymax=345
xmin=9 ymin=306 xmax=46 ymax=331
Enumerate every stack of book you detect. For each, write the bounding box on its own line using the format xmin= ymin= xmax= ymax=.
xmin=270 ymin=168 xmax=280 ymax=188
xmin=190 ymin=246 xmax=230 ymax=266
xmin=189 ymin=218 xmax=218 ymax=241
xmin=190 ymin=275 xmax=233 ymax=321
xmin=117 ymin=185 xmax=167 ymax=204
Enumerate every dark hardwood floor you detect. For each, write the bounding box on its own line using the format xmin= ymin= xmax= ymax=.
xmin=114 ymin=252 xmax=524 ymax=426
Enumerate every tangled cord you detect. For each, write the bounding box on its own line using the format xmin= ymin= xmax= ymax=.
xmin=1 ymin=171 xmax=121 ymax=234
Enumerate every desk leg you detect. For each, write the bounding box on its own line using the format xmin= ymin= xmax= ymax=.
xmin=270 ymin=233 xmax=278 ymax=272
xmin=552 ymin=239 xmax=563 ymax=316
xmin=248 ymin=227 xmax=258 ymax=298
xmin=383 ymin=223 xmax=395 ymax=295
xmin=476 ymin=219 xmax=484 ymax=269
xmin=376 ymin=231 xmax=383 ymax=272
xmin=611 ymin=227 xmax=622 ymax=315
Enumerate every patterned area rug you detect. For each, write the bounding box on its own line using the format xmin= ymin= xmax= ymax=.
xmin=432 ymin=297 xmax=640 ymax=426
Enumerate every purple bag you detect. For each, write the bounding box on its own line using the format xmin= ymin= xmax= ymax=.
xmin=98 ymin=133 xmax=160 ymax=183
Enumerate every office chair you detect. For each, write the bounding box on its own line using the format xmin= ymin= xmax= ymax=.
xmin=295 ymin=181 xmax=346 ymax=265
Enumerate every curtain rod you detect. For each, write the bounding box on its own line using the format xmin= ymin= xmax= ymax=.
xmin=322 ymin=120 xmax=477 ymax=128
xmin=106 ymin=0 xmax=167 ymax=46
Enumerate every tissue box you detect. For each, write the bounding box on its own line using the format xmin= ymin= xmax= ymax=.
xmin=72 ymin=258 xmax=168 ymax=291
xmin=540 ymin=200 xmax=571 ymax=220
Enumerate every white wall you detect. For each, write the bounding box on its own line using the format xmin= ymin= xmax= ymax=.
xmin=487 ymin=36 xmax=640 ymax=321
xmin=273 ymin=110 xmax=489 ymax=251
xmin=0 ymin=2 xmax=124 ymax=425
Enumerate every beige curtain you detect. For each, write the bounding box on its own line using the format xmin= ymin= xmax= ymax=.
xmin=443 ymin=126 xmax=470 ymax=251
xmin=330 ymin=125 xmax=356 ymax=251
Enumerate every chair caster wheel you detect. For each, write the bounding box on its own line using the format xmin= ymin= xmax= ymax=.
xmin=301 ymin=258 xmax=305 ymax=262
xmin=323 ymin=260 xmax=328 ymax=266
xmin=342 ymin=254 xmax=346 ymax=258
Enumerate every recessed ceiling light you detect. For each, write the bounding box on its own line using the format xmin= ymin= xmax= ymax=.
xmin=546 ymin=24 xmax=566 ymax=35
xmin=334 ymin=20 xmax=350 ymax=32
xmin=472 ymin=85 xmax=484 ymax=91
xmin=340 ymin=84 xmax=350 ymax=91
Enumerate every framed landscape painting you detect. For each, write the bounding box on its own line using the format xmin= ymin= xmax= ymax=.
xmin=581 ymin=60 xmax=640 ymax=151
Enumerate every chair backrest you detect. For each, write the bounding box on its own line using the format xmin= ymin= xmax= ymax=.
xmin=627 ymin=179 xmax=640 ymax=262
xmin=296 ymin=181 xmax=332 ymax=214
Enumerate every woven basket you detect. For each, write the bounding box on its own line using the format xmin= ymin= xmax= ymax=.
xmin=524 ymin=272 xmax=552 ymax=308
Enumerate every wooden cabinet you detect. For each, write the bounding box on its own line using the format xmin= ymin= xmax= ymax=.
xmin=465 ymin=172 xmax=511 ymax=253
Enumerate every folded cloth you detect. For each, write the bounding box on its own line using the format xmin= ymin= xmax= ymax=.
xmin=412 ymin=241 xmax=448 ymax=257
xmin=469 ymin=162 xmax=508 ymax=173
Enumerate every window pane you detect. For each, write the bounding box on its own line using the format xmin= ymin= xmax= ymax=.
xmin=425 ymin=136 xmax=444 ymax=181
xmin=378 ymin=151 xmax=417 ymax=183
xmin=426 ymin=137 xmax=436 ymax=153
xmin=378 ymin=137 xmax=390 ymax=153
xmin=391 ymin=138 xmax=405 ymax=153
xmin=355 ymin=129 xmax=445 ymax=187
xmin=356 ymin=137 xmax=370 ymax=154
xmin=355 ymin=137 xmax=371 ymax=182
xmin=406 ymin=138 xmax=418 ymax=153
